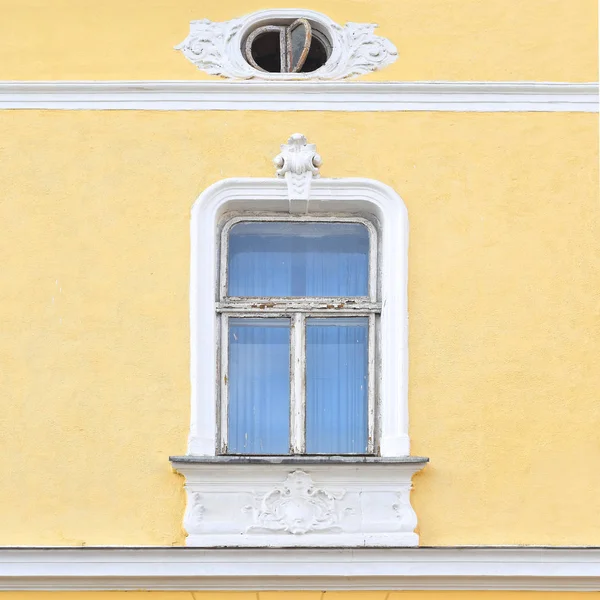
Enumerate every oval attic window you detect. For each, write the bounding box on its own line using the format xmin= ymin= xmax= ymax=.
xmin=244 ymin=18 xmax=330 ymax=73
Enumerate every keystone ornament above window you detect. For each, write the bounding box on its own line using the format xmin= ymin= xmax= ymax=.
xmin=175 ymin=9 xmax=398 ymax=80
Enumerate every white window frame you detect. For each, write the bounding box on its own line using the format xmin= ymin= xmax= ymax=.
xmin=189 ymin=177 xmax=410 ymax=458
xmin=218 ymin=213 xmax=379 ymax=455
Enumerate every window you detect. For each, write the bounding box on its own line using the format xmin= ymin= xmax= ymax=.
xmin=218 ymin=216 xmax=379 ymax=455
xmin=243 ymin=18 xmax=331 ymax=74
xmin=176 ymin=9 xmax=398 ymax=80
xmin=172 ymin=136 xmax=427 ymax=549
xmin=184 ymin=137 xmax=410 ymax=459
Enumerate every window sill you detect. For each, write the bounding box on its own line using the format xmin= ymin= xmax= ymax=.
xmin=171 ymin=454 xmax=428 ymax=465
xmin=170 ymin=454 xmax=428 ymax=548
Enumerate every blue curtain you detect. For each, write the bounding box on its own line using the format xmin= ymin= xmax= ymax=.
xmin=228 ymin=221 xmax=369 ymax=297
xmin=306 ymin=318 xmax=368 ymax=454
xmin=228 ymin=318 xmax=290 ymax=454
xmin=227 ymin=222 xmax=370 ymax=455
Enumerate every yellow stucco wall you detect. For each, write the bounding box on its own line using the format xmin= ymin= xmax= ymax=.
xmin=0 ymin=0 xmax=597 ymax=81
xmin=0 ymin=110 xmax=597 ymax=546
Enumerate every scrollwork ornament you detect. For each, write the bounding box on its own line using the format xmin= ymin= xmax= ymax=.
xmin=336 ymin=22 xmax=398 ymax=78
xmin=392 ymin=488 xmax=418 ymax=533
xmin=183 ymin=491 xmax=205 ymax=534
xmin=175 ymin=18 xmax=250 ymax=79
xmin=175 ymin=10 xmax=398 ymax=80
xmin=245 ymin=471 xmax=346 ymax=535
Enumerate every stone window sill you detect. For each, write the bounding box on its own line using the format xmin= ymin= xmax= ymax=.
xmin=170 ymin=455 xmax=428 ymax=465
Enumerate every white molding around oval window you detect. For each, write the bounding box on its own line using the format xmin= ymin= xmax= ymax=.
xmin=175 ymin=9 xmax=398 ymax=80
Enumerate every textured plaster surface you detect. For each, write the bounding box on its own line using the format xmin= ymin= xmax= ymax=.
xmin=0 ymin=111 xmax=597 ymax=546
xmin=0 ymin=0 xmax=596 ymax=81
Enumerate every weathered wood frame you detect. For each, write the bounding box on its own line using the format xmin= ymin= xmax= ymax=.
xmin=242 ymin=17 xmax=325 ymax=75
xmin=218 ymin=214 xmax=379 ymax=455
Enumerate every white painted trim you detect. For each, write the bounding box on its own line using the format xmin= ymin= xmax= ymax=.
xmin=0 ymin=81 xmax=596 ymax=111
xmin=189 ymin=177 xmax=409 ymax=457
xmin=0 ymin=547 xmax=599 ymax=590
xmin=290 ymin=312 xmax=305 ymax=454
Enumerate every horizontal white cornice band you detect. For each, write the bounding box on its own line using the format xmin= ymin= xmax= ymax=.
xmin=0 ymin=547 xmax=599 ymax=590
xmin=0 ymin=81 xmax=597 ymax=112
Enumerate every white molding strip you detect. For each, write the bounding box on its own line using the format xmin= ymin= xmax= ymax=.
xmin=0 ymin=547 xmax=599 ymax=591
xmin=0 ymin=81 xmax=596 ymax=112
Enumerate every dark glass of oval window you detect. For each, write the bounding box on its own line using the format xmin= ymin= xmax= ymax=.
xmin=299 ymin=36 xmax=328 ymax=72
xmin=249 ymin=31 xmax=282 ymax=73
xmin=247 ymin=29 xmax=329 ymax=73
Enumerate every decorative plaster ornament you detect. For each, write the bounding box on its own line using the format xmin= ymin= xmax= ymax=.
xmin=173 ymin=458 xmax=426 ymax=547
xmin=175 ymin=9 xmax=397 ymax=80
xmin=273 ymin=133 xmax=321 ymax=212
xmin=245 ymin=471 xmax=346 ymax=534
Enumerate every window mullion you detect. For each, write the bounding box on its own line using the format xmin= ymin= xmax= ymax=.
xmin=219 ymin=314 xmax=229 ymax=454
xmin=367 ymin=312 xmax=376 ymax=454
xmin=290 ymin=312 xmax=306 ymax=453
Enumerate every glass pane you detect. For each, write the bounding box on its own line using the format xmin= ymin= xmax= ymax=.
xmin=290 ymin=20 xmax=310 ymax=71
xmin=228 ymin=318 xmax=290 ymax=454
xmin=227 ymin=221 xmax=369 ymax=297
xmin=306 ymin=317 xmax=369 ymax=454
xmin=249 ymin=31 xmax=282 ymax=73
